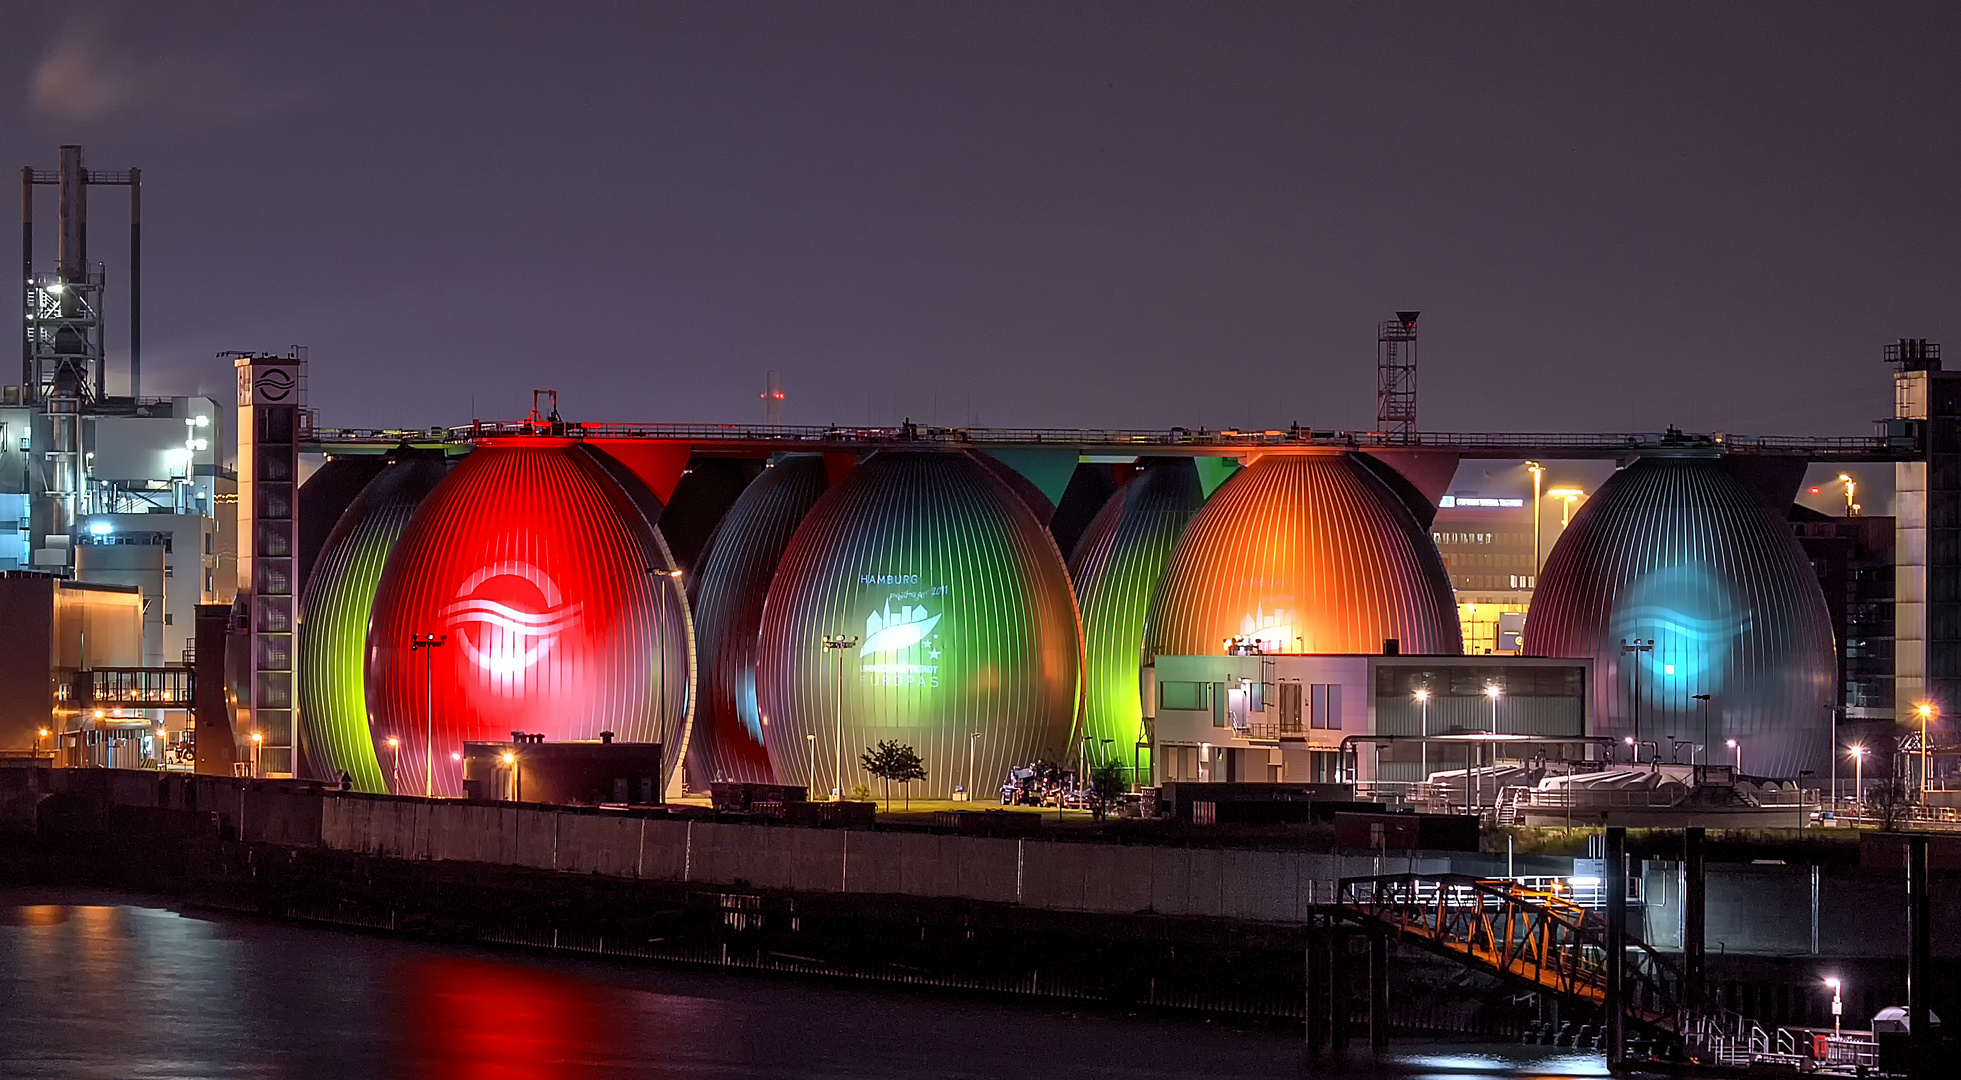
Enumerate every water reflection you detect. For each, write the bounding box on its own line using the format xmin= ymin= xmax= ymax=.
xmin=399 ymin=956 xmax=613 ymax=1080
xmin=0 ymin=891 xmax=1606 ymax=1080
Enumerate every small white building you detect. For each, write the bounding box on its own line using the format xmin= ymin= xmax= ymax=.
xmin=1145 ymin=652 xmax=1598 ymax=793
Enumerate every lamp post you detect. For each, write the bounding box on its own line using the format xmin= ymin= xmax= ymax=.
xmin=1548 ymin=487 xmax=1585 ymax=527
xmin=1851 ymin=744 xmax=1866 ymax=813
xmin=409 ymin=633 xmax=447 ymax=797
xmin=1624 ymin=735 xmax=1636 ymax=765
xmin=1727 ymin=738 xmax=1741 ymax=775
xmin=1691 ymin=694 xmax=1711 ymax=772
xmin=967 ymin=731 xmax=981 ymax=801
xmin=502 ymin=750 xmax=520 ymax=802
xmin=1414 ymin=688 xmax=1431 ymax=784
xmin=1526 ymin=461 xmax=1544 ymax=577
xmin=822 ymin=634 xmax=858 ymax=800
xmin=1620 ymin=638 xmax=1653 ymax=755
xmin=1825 ymin=977 xmax=1843 ymax=1036
xmin=249 ymin=731 xmax=263 ymax=778
xmin=806 ymin=733 xmax=817 ymax=796
xmin=1916 ymin=702 xmax=1936 ymax=802
xmin=385 ymin=736 xmax=401 ymax=792
xmin=648 ymin=567 xmax=684 ymax=760
xmin=1483 ymin=684 xmax=1502 ymax=810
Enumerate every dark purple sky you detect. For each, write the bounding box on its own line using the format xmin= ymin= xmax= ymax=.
xmin=7 ymin=3 xmax=1958 ymax=435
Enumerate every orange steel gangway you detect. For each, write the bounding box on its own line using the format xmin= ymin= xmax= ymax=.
xmin=1336 ymin=873 xmax=1686 ymax=1031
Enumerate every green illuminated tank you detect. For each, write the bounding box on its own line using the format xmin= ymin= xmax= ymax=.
xmin=1068 ymin=458 xmax=1205 ymax=785
xmin=754 ymin=451 xmax=1081 ymax=800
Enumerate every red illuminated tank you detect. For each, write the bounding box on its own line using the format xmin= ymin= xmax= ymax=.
xmin=365 ymin=440 xmax=691 ymax=797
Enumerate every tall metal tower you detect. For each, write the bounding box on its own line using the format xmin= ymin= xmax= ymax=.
xmin=20 ymin=145 xmax=142 ymax=571
xmin=1376 ymin=310 xmax=1420 ymax=442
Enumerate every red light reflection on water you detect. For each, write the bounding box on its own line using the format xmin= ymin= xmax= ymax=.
xmin=397 ymin=956 xmax=619 ymax=1080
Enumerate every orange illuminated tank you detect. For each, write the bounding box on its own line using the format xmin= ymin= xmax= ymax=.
xmin=1145 ymin=451 xmax=1461 ymax=657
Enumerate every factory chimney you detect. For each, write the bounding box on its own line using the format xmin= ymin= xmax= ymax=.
xmin=763 ymin=370 xmax=784 ymax=426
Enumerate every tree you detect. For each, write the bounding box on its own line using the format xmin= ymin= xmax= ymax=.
xmin=860 ymin=740 xmax=926 ymax=810
xmin=1089 ymin=759 xmax=1128 ymax=821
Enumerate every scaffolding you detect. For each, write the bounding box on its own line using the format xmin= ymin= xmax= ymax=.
xmin=1377 ymin=311 xmax=1420 ymax=442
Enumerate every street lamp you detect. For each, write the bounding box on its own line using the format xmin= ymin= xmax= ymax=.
xmin=1691 ymin=694 xmax=1712 ymax=770
xmin=1481 ymin=684 xmax=1502 ymax=810
xmin=648 ymin=567 xmax=685 ymax=762
xmin=1624 ymin=735 xmax=1636 ymax=765
xmin=822 ymin=634 xmax=858 ymax=800
xmin=806 ymin=733 xmax=817 ymax=796
xmin=1915 ymin=702 xmax=1936 ymax=802
xmin=250 ymin=731 xmax=264 ymax=778
xmin=501 ymin=750 xmax=520 ymax=802
xmin=1414 ymin=688 xmax=1431 ymax=783
xmin=1825 ymin=977 xmax=1843 ymax=1036
xmin=1621 ymin=638 xmax=1653 ymax=753
xmin=409 ymin=633 xmax=447 ymax=797
xmin=968 ymin=732 xmax=982 ymax=802
xmin=1851 ymin=744 xmax=1866 ymax=812
xmin=385 ymin=736 xmax=401 ymax=792
xmin=1526 ymin=461 xmax=1544 ymax=577
xmin=1726 ymin=738 xmax=1741 ymax=775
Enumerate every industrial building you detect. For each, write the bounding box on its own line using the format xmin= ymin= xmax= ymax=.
xmin=9 ymin=144 xmax=1957 ymax=818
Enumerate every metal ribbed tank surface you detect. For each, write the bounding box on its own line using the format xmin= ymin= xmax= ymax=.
xmin=755 ymin=451 xmax=1080 ymax=800
xmin=1146 ymin=452 xmax=1461 ymax=657
xmin=1069 ymin=458 xmax=1205 ymax=782
xmin=684 ymin=455 xmax=832 ymax=788
xmin=1522 ymin=456 xmax=1834 ymax=778
xmin=296 ymin=450 xmax=448 ymax=791
xmin=365 ymin=440 xmax=691 ymax=797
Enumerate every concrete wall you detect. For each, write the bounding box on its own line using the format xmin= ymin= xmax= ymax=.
xmin=26 ymin=768 xmax=1949 ymax=956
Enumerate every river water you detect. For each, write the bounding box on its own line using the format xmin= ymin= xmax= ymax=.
xmin=0 ymin=889 xmax=1607 ymax=1080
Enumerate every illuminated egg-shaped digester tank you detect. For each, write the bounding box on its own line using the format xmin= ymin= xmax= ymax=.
xmin=685 ymin=455 xmax=834 ymax=787
xmin=755 ymin=451 xmax=1081 ymax=800
xmin=366 ymin=440 xmax=692 ymax=797
xmin=1069 ymin=458 xmax=1205 ymax=781
xmin=1146 ymin=452 xmax=1461 ymax=656
xmin=1522 ymin=456 xmax=1834 ymax=778
xmin=297 ymin=450 xmax=448 ymax=791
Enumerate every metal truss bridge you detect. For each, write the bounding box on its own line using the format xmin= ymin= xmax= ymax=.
xmin=1337 ymin=874 xmax=1686 ymax=1030
xmin=302 ymin=419 xmax=1916 ymax=463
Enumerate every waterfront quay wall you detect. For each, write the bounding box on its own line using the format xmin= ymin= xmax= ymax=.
xmin=8 ymin=768 xmax=1434 ymax=920
xmin=6 ymin=767 xmax=1957 ymax=961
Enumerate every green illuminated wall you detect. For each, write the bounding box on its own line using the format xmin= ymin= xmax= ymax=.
xmin=296 ymin=454 xmax=447 ymax=791
xmin=754 ymin=451 xmax=1081 ymax=799
xmin=1068 ymin=458 xmax=1205 ymax=783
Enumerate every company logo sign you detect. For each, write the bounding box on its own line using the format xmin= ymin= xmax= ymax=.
xmin=237 ymin=362 xmax=300 ymax=405
xmin=442 ymin=560 xmax=585 ymax=677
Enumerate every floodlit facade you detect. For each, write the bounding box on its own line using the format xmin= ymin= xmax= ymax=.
xmin=1522 ymin=456 xmax=1835 ymax=778
xmin=364 ymin=441 xmax=692 ymax=796
xmin=1145 ymin=452 xmax=1463 ymax=659
xmin=754 ymin=451 xmax=1081 ymax=800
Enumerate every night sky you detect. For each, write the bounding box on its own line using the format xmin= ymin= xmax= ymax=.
xmin=6 ymin=3 xmax=1958 ymax=439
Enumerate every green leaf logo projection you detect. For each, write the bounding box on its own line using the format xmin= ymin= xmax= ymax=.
xmin=859 ymin=578 xmax=948 ymax=687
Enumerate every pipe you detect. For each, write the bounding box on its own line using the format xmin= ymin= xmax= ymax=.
xmin=1604 ymin=826 xmax=1627 ymax=1067
xmin=128 ymin=166 xmax=139 ymax=400
xmin=20 ymin=165 xmax=31 ymax=395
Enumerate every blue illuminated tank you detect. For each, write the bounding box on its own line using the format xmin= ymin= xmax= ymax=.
xmin=1522 ymin=456 xmax=1835 ymax=778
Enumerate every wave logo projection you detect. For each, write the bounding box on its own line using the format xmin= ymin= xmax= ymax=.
xmin=442 ymin=560 xmax=585 ymax=677
xmin=1611 ymin=561 xmax=1750 ymax=701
